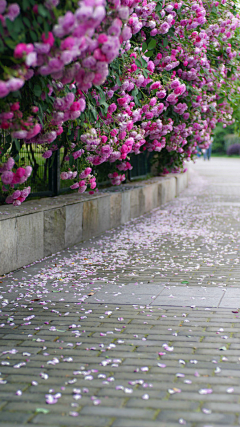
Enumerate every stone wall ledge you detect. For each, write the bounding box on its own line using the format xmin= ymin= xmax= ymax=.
xmin=0 ymin=172 xmax=188 ymax=276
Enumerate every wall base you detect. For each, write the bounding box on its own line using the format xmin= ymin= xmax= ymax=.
xmin=0 ymin=173 xmax=188 ymax=275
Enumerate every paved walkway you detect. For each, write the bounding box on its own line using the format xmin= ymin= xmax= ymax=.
xmin=1 ymin=157 xmax=240 ymax=427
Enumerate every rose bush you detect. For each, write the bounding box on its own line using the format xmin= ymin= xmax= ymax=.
xmin=0 ymin=0 xmax=240 ymax=204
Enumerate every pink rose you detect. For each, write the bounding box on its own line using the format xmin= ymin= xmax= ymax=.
xmin=41 ymin=31 xmax=55 ymax=47
xmin=78 ymin=185 xmax=87 ymax=193
xmin=70 ymin=182 xmax=80 ymax=189
xmin=60 ymin=172 xmax=68 ymax=180
xmin=0 ymin=81 xmax=9 ymax=98
xmin=108 ymin=103 xmax=117 ymax=114
xmin=26 ymin=124 xmax=41 ymax=139
xmin=42 ymin=150 xmax=52 ymax=159
xmin=14 ymin=43 xmax=27 ymax=59
xmin=1 ymin=171 xmax=14 ymax=185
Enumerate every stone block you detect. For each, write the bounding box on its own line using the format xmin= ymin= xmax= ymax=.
xmin=152 ymin=183 xmax=159 ymax=209
xmin=82 ymin=198 xmax=98 ymax=241
xmin=82 ymin=196 xmax=110 ymax=240
xmin=16 ymin=212 xmax=44 ymax=268
xmin=130 ymin=188 xmax=141 ymax=219
xmin=0 ymin=217 xmax=17 ymax=276
xmin=121 ymin=191 xmax=131 ymax=224
xmin=138 ymin=187 xmax=146 ymax=216
xmin=44 ymin=207 xmax=66 ymax=256
xmin=110 ymin=193 xmax=122 ymax=229
xmin=157 ymin=181 xmax=163 ymax=207
xmin=175 ymin=173 xmax=188 ymax=196
xmin=98 ymin=196 xmax=111 ymax=234
xmin=143 ymin=183 xmax=158 ymax=213
xmin=159 ymin=177 xmax=176 ymax=205
xmin=65 ymin=203 xmax=83 ymax=247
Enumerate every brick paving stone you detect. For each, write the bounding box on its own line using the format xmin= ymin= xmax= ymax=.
xmin=112 ymin=421 xmax=181 ymax=427
xmin=80 ymin=406 xmax=156 ymax=418
xmin=0 ymin=425 xmax=60 ymax=427
xmin=0 ymin=412 xmax=32 ymax=423
xmin=157 ymin=410 xmax=235 ymax=423
xmin=125 ymin=399 xmax=199 ymax=411
xmin=31 ymin=414 xmax=113 ymax=426
xmin=1 ymin=159 xmax=240 ymax=427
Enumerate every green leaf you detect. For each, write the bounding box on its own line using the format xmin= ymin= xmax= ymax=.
xmin=163 ymin=38 xmax=168 ymax=47
xmin=30 ymin=30 xmax=38 ymax=42
xmin=132 ymin=87 xmax=138 ymax=96
xmin=12 ymin=90 xmax=21 ymax=98
xmin=116 ymin=76 xmax=121 ymax=86
xmin=155 ymin=1 xmax=162 ymax=12
xmin=101 ymin=102 xmax=109 ymax=114
xmin=99 ymin=96 xmax=106 ymax=104
xmin=142 ymin=42 xmax=147 ymax=53
xmin=0 ymin=20 xmax=3 ymax=35
xmin=38 ymin=4 xmax=48 ymax=17
xmin=5 ymin=38 xmax=16 ymax=49
xmin=148 ymin=39 xmax=157 ymax=50
xmin=23 ymin=17 xmax=31 ymax=27
xmin=44 ymin=20 xmax=50 ymax=38
xmin=36 ymin=408 xmax=50 ymax=414
xmin=69 ymin=154 xmax=74 ymax=167
xmin=33 ymin=85 xmax=42 ymax=97
xmin=22 ymin=0 xmax=29 ymax=10
xmin=13 ymin=17 xmax=24 ymax=35
xmin=144 ymin=51 xmax=153 ymax=57
xmin=143 ymin=69 xmax=149 ymax=78
xmin=135 ymin=59 xmax=142 ymax=67
xmin=134 ymin=96 xmax=139 ymax=106
xmin=90 ymin=105 xmax=98 ymax=120
xmin=14 ymin=139 xmax=21 ymax=152
xmin=5 ymin=18 xmax=14 ymax=33
xmin=0 ymin=39 xmax=4 ymax=53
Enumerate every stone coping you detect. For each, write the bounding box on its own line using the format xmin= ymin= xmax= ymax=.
xmin=0 ymin=172 xmax=188 ymax=275
xmin=0 ymin=175 xmax=175 ymax=220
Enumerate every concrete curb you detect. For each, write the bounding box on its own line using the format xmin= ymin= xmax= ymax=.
xmin=0 ymin=172 xmax=188 ymax=275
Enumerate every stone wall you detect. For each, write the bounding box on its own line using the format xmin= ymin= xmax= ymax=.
xmin=0 ymin=172 xmax=188 ymax=275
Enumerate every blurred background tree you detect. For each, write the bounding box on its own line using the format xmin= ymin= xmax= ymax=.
xmin=212 ymin=123 xmax=236 ymax=154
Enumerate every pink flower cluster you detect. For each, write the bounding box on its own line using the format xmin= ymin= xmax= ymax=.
xmin=1 ymin=0 xmax=240 ymax=203
xmin=108 ymin=172 xmax=125 ymax=185
xmin=62 ymin=167 xmax=97 ymax=194
xmin=26 ymin=91 xmax=86 ymax=145
xmin=0 ymin=157 xmax=32 ymax=205
xmin=1 ymin=89 xmax=86 ymax=148
xmin=0 ymin=102 xmax=41 ymax=140
xmin=0 ymin=158 xmax=32 ymax=186
xmin=38 ymin=0 xmax=133 ymax=91
xmin=5 ymin=186 xmax=31 ymax=206
xmin=0 ymin=0 xmax=20 ymax=22
xmin=60 ymin=170 xmax=78 ymax=180
xmin=1 ymin=0 xmax=133 ymax=100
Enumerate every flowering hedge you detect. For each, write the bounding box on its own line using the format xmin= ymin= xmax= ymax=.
xmin=0 ymin=0 xmax=240 ymax=205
